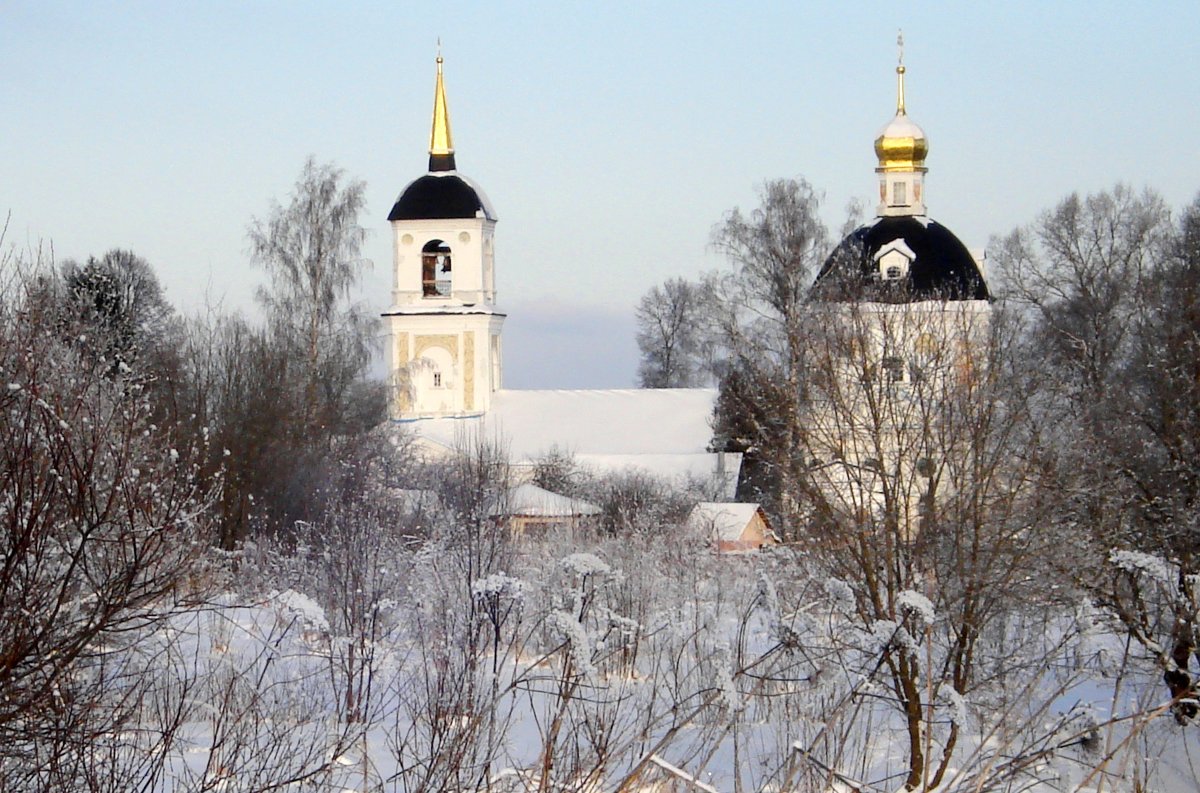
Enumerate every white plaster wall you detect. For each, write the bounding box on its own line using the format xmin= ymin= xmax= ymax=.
xmin=390 ymin=218 xmax=496 ymax=307
xmin=877 ymin=170 xmax=927 ymax=217
xmin=384 ymin=311 xmax=505 ymax=419
xmin=805 ymin=299 xmax=992 ymax=537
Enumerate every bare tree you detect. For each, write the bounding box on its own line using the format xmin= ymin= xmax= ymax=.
xmin=1084 ymin=195 xmax=1200 ymax=722
xmin=788 ymin=294 xmax=1066 ymax=789
xmin=166 ymin=159 xmax=386 ymax=545
xmin=993 ymin=186 xmax=1200 ymax=722
xmin=708 ymin=178 xmax=830 ymax=532
xmin=0 ymin=250 xmax=217 ymax=787
xmin=635 ymin=277 xmax=709 ymax=388
xmin=992 ymin=184 xmax=1169 ymax=399
xmin=248 ymin=157 xmax=380 ymax=440
xmin=170 ymin=310 xmax=299 ymax=546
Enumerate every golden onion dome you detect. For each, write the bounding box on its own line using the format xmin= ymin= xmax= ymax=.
xmin=874 ymin=63 xmax=929 ymax=173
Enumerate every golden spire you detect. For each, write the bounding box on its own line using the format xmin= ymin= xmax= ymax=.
xmin=895 ymin=30 xmax=906 ymax=115
xmin=429 ymin=44 xmax=454 ymax=159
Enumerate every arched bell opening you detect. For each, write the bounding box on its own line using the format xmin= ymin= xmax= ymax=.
xmin=422 ymin=239 xmax=452 ymax=297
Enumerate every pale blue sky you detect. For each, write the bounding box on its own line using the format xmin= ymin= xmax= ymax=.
xmin=1 ymin=2 xmax=1196 ymax=387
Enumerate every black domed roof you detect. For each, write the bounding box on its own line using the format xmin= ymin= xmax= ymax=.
xmin=813 ymin=216 xmax=988 ymax=302
xmin=387 ymin=171 xmax=496 ymax=222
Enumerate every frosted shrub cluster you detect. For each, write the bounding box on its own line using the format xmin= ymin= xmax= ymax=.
xmin=896 ymin=589 xmax=936 ymax=627
xmin=11 ymin=492 xmax=1200 ymax=792
xmin=559 ymin=551 xmax=611 ymax=578
xmin=824 ymin=576 xmax=856 ymax=613
xmin=1109 ymin=549 xmax=1175 ymax=586
xmin=272 ymin=588 xmax=330 ymax=633
xmin=472 ymin=572 xmax=526 ymax=603
xmin=545 ymin=609 xmax=599 ymax=685
xmin=870 ymin=618 xmax=915 ymax=654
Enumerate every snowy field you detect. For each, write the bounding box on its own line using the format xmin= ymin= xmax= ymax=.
xmin=9 ymin=527 xmax=1199 ymax=793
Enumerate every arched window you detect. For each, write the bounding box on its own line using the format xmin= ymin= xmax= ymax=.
xmin=881 ymin=356 xmax=905 ymax=383
xmin=422 ymin=240 xmax=452 ymax=297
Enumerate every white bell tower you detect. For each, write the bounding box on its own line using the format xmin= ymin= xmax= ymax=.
xmin=382 ymin=54 xmax=505 ymax=419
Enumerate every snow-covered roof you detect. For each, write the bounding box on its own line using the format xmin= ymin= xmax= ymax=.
xmin=406 ymin=388 xmax=719 ymax=457
xmin=401 ymin=388 xmax=740 ymax=498
xmin=573 ymin=453 xmax=740 ymax=497
xmin=493 ymin=483 xmax=600 ymax=518
xmin=381 ymin=304 xmax=507 ymax=317
xmin=686 ymin=502 xmax=764 ymax=542
xmin=876 ymin=112 xmax=926 ymax=141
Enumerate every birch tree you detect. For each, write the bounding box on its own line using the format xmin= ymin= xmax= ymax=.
xmin=708 ymin=178 xmax=830 ymax=532
xmin=249 ymin=157 xmax=379 ymax=440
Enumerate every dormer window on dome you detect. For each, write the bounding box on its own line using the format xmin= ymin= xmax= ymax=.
xmin=814 ymin=216 xmax=989 ymax=304
xmin=875 ymin=239 xmax=916 ymax=282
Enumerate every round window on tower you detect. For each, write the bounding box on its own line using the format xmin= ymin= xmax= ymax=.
xmin=458 ymin=231 xmax=471 ymax=243
xmin=401 ymin=233 xmax=414 ymax=245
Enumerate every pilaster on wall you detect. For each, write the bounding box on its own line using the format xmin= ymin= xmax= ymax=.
xmin=392 ymin=331 xmax=411 ymax=414
xmin=463 ymin=331 xmax=475 ymax=411
xmin=385 ymin=313 xmax=503 ymax=419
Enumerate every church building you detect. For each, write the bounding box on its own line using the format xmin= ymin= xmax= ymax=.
xmin=382 ymin=47 xmax=992 ymax=529
xmin=383 ymin=56 xmax=740 ymax=500
xmin=804 ymin=47 xmax=992 ymax=539
xmin=382 ymin=53 xmax=504 ymax=419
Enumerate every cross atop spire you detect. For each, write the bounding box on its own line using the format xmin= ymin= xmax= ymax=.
xmin=895 ymin=29 xmax=907 ymax=115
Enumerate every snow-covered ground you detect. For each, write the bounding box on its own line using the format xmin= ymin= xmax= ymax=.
xmin=18 ymin=533 xmax=1199 ymax=793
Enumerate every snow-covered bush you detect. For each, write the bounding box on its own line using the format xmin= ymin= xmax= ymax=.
xmin=0 ymin=253 xmax=219 ymax=787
